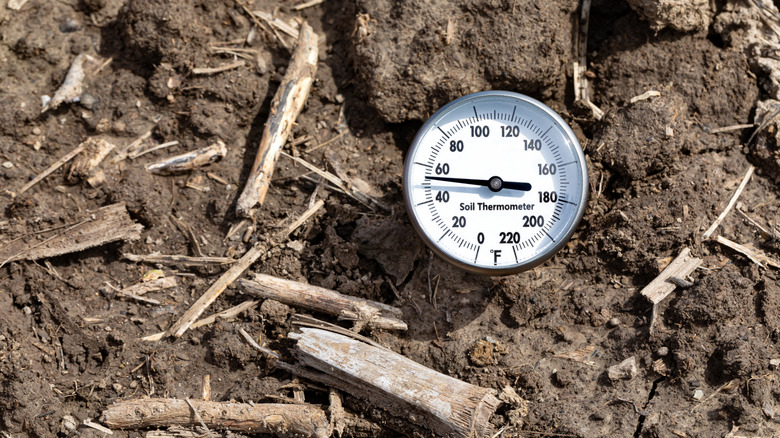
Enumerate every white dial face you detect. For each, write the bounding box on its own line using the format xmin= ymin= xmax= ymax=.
xmin=403 ymin=91 xmax=588 ymax=275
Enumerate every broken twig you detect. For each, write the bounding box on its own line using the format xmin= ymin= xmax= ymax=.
xmin=239 ymin=273 xmax=407 ymax=330
xmin=236 ymin=22 xmax=318 ymax=217
xmin=142 ymin=300 xmax=258 ymax=342
xmin=702 ymin=165 xmax=755 ymax=240
xmin=716 ymin=235 xmax=780 ymax=269
xmin=278 ymin=199 xmax=324 ymax=239
xmin=14 ymin=141 xmax=88 ymax=197
xmin=163 ymin=244 xmax=265 ymax=338
xmin=100 ymin=399 xmax=329 ymax=438
xmin=122 ymin=253 xmax=236 ymax=267
xmin=192 ymin=60 xmax=245 ymax=75
xmin=290 ymin=328 xmax=500 ymax=438
xmin=145 ymin=141 xmax=227 ymax=176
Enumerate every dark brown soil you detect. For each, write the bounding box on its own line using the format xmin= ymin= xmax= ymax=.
xmin=1 ymin=0 xmax=779 ymax=437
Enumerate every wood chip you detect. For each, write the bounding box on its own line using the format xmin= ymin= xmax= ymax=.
xmin=0 ymin=203 xmax=143 ymax=267
xmin=640 ymin=247 xmax=702 ymax=304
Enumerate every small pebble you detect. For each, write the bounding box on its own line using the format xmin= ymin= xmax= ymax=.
xmin=608 ymin=356 xmax=637 ymax=381
xmin=61 ymin=415 xmax=78 ymax=432
xmin=2 ymin=161 xmax=13 ymax=169
xmin=79 ymin=92 xmax=98 ymax=110
xmin=32 ymin=127 xmax=41 ymax=135
xmin=335 ymin=93 xmax=345 ymax=104
xmin=592 ymin=411 xmax=609 ymax=421
xmin=692 ymin=389 xmax=704 ymax=400
xmin=129 ymin=380 xmax=138 ymax=389
xmin=769 ymin=358 xmax=780 ymax=370
xmin=113 ymin=120 xmax=126 ymax=133
xmin=22 ymin=306 xmax=31 ymax=316
xmin=59 ymin=18 xmax=81 ymax=33
xmin=656 ymin=346 xmax=669 ymax=357
xmin=112 ymin=383 xmax=123 ymax=393
xmin=607 ymin=317 xmax=621 ymax=328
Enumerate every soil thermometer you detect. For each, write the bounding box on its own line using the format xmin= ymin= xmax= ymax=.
xmin=403 ymin=91 xmax=588 ymax=275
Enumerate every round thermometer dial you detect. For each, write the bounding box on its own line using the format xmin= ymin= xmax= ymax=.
xmin=403 ymin=91 xmax=588 ymax=275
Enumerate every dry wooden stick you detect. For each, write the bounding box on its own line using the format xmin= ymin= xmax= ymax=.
xmin=283 ymin=152 xmax=388 ymax=211
xmin=123 ymin=253 xmax=236 ymax=267
xmin=236 ymin=22 xmax=318 ymax=218
xmin=239 ymin=273 xmax=407 ymax=331
xmin=710 ymin=123 xmax=755 ymax=134
xmin=130 ymin=140 xmax=180 ymax=159
xmin=279 ymin=199 xmax=324 ymax=239
xmin=119 ymin=276 xmax=178 ymax=297
xmin=293 ymin=0 xmax=325 ymax=10
xmin=100 ymin=399 xmax=329 ymax=438
xmin=640 ymin=247 xmax=702 ymax=305
xmin=141 ymin=300 xmax=258 ymax=342
xmin=164 ymin=245 xmax=265 ymax=338
xmin=290 ymin=328 xmax=501 ymax=438
xmin=702 ymin=165 xmax=755 ymax=240
xmin=715 ymin=235 xmax=780 ymax=269
xmin=0 ymin=203 xmax=143 ymax=266
xmin=192 ymin=60 xmax=245 ymax=75
xmin=145 ymin=141 xmax=227 ymax=176
xmin=14 ymin=141 xmax=88 ymax=197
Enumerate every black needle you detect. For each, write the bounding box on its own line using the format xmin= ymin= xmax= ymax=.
xmin=425 ymin=176 xmax=531 ymax=192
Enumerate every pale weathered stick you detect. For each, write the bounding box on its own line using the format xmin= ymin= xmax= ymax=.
xmin=0 ymin=203 xmax=143 ymax=266
xmin=282 ymin=153 xmax=389 ymax=211
xmin=100 ymin=399 xmax=329 ymax=438
xmin=640 ymin=247 xmax=702 ymax=304
xmin=236 ymin=22 xmax=318 ymax=217
xmin=716 ymin=235 xmax=780 ymax=269
xmin=67 ymin=137 xmax=116 ymax=180
xmin=123 ymin=253 xmax=237 ymax=267
xmin=239 ymin=273 xmax=407 ymax=330
xmin=141 ymin=300 xmax=258 ymax=342
xmin=290 ymin=328 xmax=500 ymax=438
xmin=192 ymin=60 xmax=245 ymax=75
xmin=120 ymin=277 xmax=178 ymax=297
xmin=145 ymin=141 xmax=227 ymax=175
xmin=703 ymin=165 xmax=755 ymax=240
xmin=130 ymin=140 xmax=180 ymax=159
xmin=164 ymin=245 xmax=265 ymax=338
xmin=279 ymin=199 xmax=324 ymax=239
xmin=14 ymin=141 xmax=88 ymax=196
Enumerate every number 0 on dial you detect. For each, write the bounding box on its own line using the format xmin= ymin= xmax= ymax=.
xmin=403 ymin=91 xmax=588 ymax=275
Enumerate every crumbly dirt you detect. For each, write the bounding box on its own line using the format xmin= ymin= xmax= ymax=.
xmin=0 ymin=0 xmax=779 ymax=437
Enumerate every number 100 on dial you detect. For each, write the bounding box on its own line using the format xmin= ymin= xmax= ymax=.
xmin=403 ymin=91 xmax=588 ymax=275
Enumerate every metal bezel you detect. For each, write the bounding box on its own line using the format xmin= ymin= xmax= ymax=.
xmin=402 ymin=91 xmax=588 ymax=276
